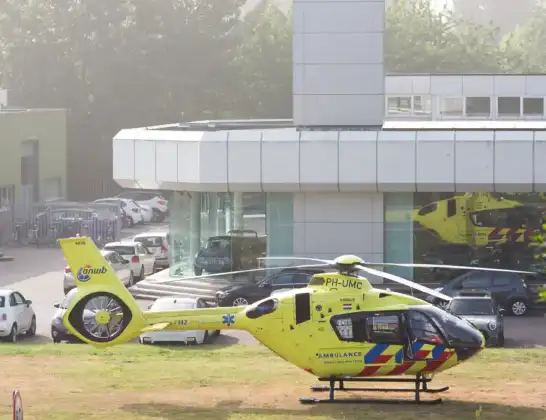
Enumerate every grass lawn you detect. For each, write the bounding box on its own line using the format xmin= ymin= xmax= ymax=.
xmin=0 ymin=344 xmax=545 ymax=420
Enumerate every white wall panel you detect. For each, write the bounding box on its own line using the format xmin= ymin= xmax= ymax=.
xmin=299 ymin=131 xmax=338 ymax=191
xmin=494 ymin=131 xmax=533 ymax=192
xmin=430 ymin=76 xmax=463 ymax=96
xmin=155 ymin=141 xmax=178 ymax=183
xmin=198 ymin=132 xmax=228 ymax=192
xmin=494 ymin=75 xmax=526 ymax=96
xmin=134 ymin=140 xmax=158 ymax=190
xmin=377 ymin=131 xmax=416 ymax=191
xmin=227 ymin=131 xmax=261 ymax=192
xmin=262 ymin=129 xmax=300 ymax=191
xmin=113 ymin=138 xmax=135 ymax=181
xmin=416 ymin=131 xmax=455 ymax=191
xmin=338 ymin=131 xmax=377 ymax=191
xmin=454 ymin=131 xmax=494 ymax=191
xmin=462 ymin=75 xmax=495 ymax=96
xmin=534 ymin=132 xmax=546 ymax=191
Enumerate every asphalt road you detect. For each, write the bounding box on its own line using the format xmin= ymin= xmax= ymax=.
xmin=0 ymin=229 xmax=543 ymax=348
xmin=0 ymin=222 xmax=257 ymax=345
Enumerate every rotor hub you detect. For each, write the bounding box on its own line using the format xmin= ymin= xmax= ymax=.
xmin=94 ymin=309 xmax=111 ymax=326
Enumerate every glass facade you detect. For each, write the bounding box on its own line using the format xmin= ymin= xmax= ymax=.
xmin=167 ymin=192 xmax=294 ymax=279
xmin=385 ymin=192 xmax=546 ymax=282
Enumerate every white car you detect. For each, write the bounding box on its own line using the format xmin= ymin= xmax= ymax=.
xmin=139 ymin=297 xmax=218 ymax=345
xmin=103 ymin=241 xmax=156 ymax=281
xmin=63 ymin=249 xmax=134 ymax=295
xmin=116 ymin=191 xmax=168 ymax=222
xmin=133 ymin=231 xmax=171 ymax=271
xmin=0 ymin=289 xmax=36 ymax=342
xmin=94 ymin=198 xmax=144 ymax=227
xmin=138 ymin=203 xmax=154 ymax=223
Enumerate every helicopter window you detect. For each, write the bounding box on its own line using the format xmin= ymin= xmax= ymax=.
xmin=418 ymin=202 xmax=437 ymax=216
xmin=447 ymin=199 xmax=456 ymax=218
xmin=330 ymin=312 xmax=403 ymax=344
xmin=407 ymin=311 xmax=444 ymax=345
xmin=246 ymin=298 xmax=279 ymax=319
xmin=295 ymin=293 xmax=311 ymax=324
xmin=366 ymin=314 xmax=402 ymax=344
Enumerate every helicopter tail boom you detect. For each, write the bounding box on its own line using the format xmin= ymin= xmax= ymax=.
xmin=142 ymin=306 xmax=246 ymax=332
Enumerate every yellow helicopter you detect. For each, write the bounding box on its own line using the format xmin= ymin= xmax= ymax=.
xmin=57 ymin=237 xmax=534 ymax=405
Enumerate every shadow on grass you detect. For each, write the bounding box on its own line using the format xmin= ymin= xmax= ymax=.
xmin=124 ymin=400 xmax=546 ymax=420
xmin=147 ymin=334 xmax=240 ymax=352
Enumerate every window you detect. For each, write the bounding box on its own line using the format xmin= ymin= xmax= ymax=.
xmin=331 ymin=312 xmax=403 ymax=344
xmin=413 ymin=96 xmax=432 ymax=116
xmin=12 ymin=293 xmax=25 ymax=305
xmin=523 ymin=98 xmax=544 ymax=116
xmin=465 ymin=97 xmax=491 ymax=117
xmin=106 ymin=246 xmax=135 ymax=255
xmin=366 ymin=314 xmax=402 ymax=344
xmin=461 ymin=275 xmax=491 ymax=289
xmin=387 ymin=96 xmax=411 ymax=115
xmin=272 ymin=274 xmax=294 ymax=285
xmin=293 ymin=273 xmax=312 ymax=284
xmin=493 ymin=272 xmax=516 ymax=287
xmin=0 ymin=297 xmax=4 ymax=308
xmin=408 ymin=311 xmax=443 ymax=344
xmin=497 ymin=97 xmax=521 ymax=117
xmin=447 ymin=199 xmax=456 ymax=218
xmin=108 ymin=253 xmax=122 ymax=264
xmin=9 ymin=294 xmax=16 ymax=306
xmin=440 ymin=97 xmax=463 ymax=117
xmin=448 ymin=299 xmax=494 ymax=315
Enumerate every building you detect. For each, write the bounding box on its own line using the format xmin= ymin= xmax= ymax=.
xmin=0 ymin=99 xmax=67 ymax=219
xmin=113 ymin=0 xmax=546 ymax=283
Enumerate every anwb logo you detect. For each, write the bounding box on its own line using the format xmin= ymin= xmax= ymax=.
xmin=77 ymin=265 xmax=107 ymax=282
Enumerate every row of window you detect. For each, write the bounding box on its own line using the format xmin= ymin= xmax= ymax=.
xmin=387 ymin=95 xmax=546 ymax=119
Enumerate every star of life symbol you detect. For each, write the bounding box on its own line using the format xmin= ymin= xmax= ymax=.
xmin=222 ymin=314 xmax=235 ymax=326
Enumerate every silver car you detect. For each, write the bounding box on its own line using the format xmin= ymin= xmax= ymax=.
xmin=63 ymin=249 xmax=134 ymax=295
xmin=133 ymin=231 xmax=171 ymax=271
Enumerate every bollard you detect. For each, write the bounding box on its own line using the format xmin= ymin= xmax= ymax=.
xmin=12 ymin=390 xmax=23 ymax=420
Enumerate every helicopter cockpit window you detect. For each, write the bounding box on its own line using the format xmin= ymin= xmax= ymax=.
xmin=408 ymin=310 xmax=444 ymax=345
xmin=246 ymin=298 xmax=279 ymax=319
xmin=333 ymin=316 xmax=354 ymax=340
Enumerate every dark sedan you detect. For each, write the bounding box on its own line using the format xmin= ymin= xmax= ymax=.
xmin=216 ymin=268 xmax=325 ymax=307
xmin=445 ymin=294 xmax=505 ymax=347
xmin=51 ymin=288 xmax=86 ymax=343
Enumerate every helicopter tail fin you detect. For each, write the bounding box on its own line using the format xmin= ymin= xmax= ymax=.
xmin=58 ymin=237 xmax=147 ymax=347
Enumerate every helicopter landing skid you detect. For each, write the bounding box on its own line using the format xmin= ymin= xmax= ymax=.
xmin=300 ymin=374 xmax=449 ymax=405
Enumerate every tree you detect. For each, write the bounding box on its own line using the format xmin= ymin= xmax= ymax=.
xmin=231 ymin=1 xmax=292 ymax=118
xmin=385 ymin=0 xmax=502 ymax=73
xmin=0 ymin=0 xmax=246 ymax=198
xmin=500 ymin=3 xmax=546 ymax=73
xmin=453 ymin=0 xmax=535 ymax=41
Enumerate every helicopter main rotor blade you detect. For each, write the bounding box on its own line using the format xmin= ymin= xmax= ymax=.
xmin=356 ymin=265 xmax=453 ymax=302
xmin=153 ymin=263 xmax=331 ymax=284
xmin=375 ymin=263 xmax=535 ymax=274
xmin=258 ymin=256 xmax=334 ymax=265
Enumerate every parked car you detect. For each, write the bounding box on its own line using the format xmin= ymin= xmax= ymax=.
xmin=139 ymin=297 xmax=219 ymax=345
xmin=116 ymin=191 xmax=168 ymax=222
xmin=138 ymin=203 xmax=154 ymax=223
xmin=51 ymin=288 xmax=80 ymax=343
xmin=426 ymin=270 xmax=537 ymax=316
xmin=133 ymin=231 xmax=171 ymax=271
xmin=103 ymin=241 xmax=156 ymax=281
xmin=94 ymin=198 xmax=144 ymax=227
xmin=63 ymin=249 xmax=134 ymax=295
xmin=194 ymin=230 xmax=266 ymax=276
xmin=216 ymin=268 xmax=326 ymax=307
xmin=445 ymin=291 xmax=505 ymax=347
xmin=0 ymin=289 xmax=36 ymax=342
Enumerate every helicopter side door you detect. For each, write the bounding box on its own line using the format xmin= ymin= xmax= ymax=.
xmin=403 ymin=310 xmax=442 ymax=361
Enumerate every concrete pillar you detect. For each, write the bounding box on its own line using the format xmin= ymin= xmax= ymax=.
xmin=233 ymin=192 xmax=244 ymax=230
xmin=189 ymin=192 xmax=201 ymax=266
xmin=293 ymin=0 xmax=384 ymax=126
xmin=225 ymin=194 xmax=232 ymax=233
xmin=209 ymin=193 xmax=219 ymax=236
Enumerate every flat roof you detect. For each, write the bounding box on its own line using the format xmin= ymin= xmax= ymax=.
xmin=148 ymin=119 xmax=293 ymax=131
xmin=382 ymin=120 xmax=546 ymax=131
